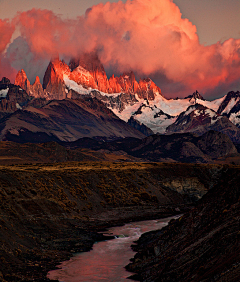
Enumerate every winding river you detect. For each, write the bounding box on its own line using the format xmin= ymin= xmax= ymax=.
xmin=48 ymin=216 xmax=178 ymax=282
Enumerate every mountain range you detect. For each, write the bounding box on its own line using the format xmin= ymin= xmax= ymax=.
xmin=0 ymin=52 xmax=240 ymax=155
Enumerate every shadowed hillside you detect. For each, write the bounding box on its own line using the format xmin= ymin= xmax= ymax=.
xmin=0 ymin=162 xmax=226 ymax=281
xmin=126 ymin=165 xmax=240 ymax=282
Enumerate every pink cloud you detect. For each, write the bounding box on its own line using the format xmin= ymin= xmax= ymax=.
xmin=0 ymin=19 xmax=16 ymax=81
xmin=2 ymin=0 xmax=240 ymax=98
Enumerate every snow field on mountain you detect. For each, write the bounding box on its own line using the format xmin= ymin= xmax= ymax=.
xmin=222 ymin=97 xmax=240 ymax=115
xmin=61 ymin=78 xmax=232 ymax=133
xmin=229 ymin=112 xmax=240 ymax=126
xmin=64 ymin=76 xmax=122 ymax=98
xmin=0 ymin=88 xmax=9 ymax=98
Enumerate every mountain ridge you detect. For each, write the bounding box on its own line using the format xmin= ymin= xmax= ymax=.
xmin=2 ymin=53 xmax=240 ymax=144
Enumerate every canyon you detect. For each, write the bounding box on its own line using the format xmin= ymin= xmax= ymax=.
xmin=126 ymin=164 xmax=240 ymax=282
xmin=0 ymin=162 xmax=231 ymax=281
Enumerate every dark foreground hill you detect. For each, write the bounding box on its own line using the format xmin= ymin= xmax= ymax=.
xmin=0 ymin=141 xmax=141 ymax=165
xmin=0 ymin=162 xmax=227 ymax=281
xmin=61 ymin=130 xmax=240 ymax=164
xmin=0 ymin=130 xmax=239 ymax=165
xmin=126 ymin=165 xmax=240 ymax=282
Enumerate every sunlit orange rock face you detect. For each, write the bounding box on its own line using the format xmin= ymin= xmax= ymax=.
xmin=69 ymin=52 xmax=161 ymax=99
xmin=69 ymin=52 xmax=109 ymax=92
xmin=15 ymin=69 xmax=30 ymax=92
xmin=31 ymin=76 xmax=44 ymax=98
xmin=137 ymin=78 xmax=161 ymax=100
xmin=43 ymin=58 xmax=70 ymax=100
xmin=14 ymin=52 xmax=162 ymax=101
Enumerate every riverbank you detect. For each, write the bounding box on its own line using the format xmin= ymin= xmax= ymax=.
xmin=48 ymin=216 xmax=179 ymax=282
xmin=126 ymin=165 xmax=240 ymax=282
xmin=0 ymin=162 xmax=232 ymax=281
xmin=0 ymin=206 xmax=187 ymax=282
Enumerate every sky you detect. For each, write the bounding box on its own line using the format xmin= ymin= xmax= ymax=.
xmin=0 ymin=0 xmax=240 ymax=99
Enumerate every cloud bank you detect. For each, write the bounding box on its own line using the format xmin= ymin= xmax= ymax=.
xmin=1 ymin=0 xmax=240 ymax=98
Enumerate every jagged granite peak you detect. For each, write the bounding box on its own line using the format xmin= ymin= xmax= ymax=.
xmin=68 ymin=52 xmax=162 ymax=99
xmin=69 ymin=51 xmax=105 ymax=74
xmin=0 ymin=79 xmax=31 ymax=114
xmin=30 ymin=76 xmax=44 ymax=98
xmin=0 ymin=77 xmax=11 ymax=84
xmin=185 ymin=90 xmax=205 ymax=102
xmin=15 ymin=71 xmax=45 ymax=99
xmin=217 ymin=90 xmax=240 ymax=115
xmin=137 ymin=78 xmax=161 ymax=100
xmin=43 ymin=58 xmax=70 ymax=100
xmin=33 ymin=76 xmax=41 ymax=85
xmin=43 ymin=57 xmax=70 ymax=88
xmin=114 ymin=71 xmax=139 ymax=94
xmin=69 ymin=51 xmax=109 ymax=92
xmin=15 ymin=69 xmax=30 ymax=91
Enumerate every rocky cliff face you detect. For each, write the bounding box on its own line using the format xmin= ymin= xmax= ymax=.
xmin=30 ymin=76 xmax=44 ymax=98
xmin=185 ymin=90 xmax=205 ymax=102
xmin=217 ymin=90 xmax=240 ymax=115
xmin=0 ymin=77 xmax=31 ymax=113
xmin=127 ymin=116 xmax=154 ymax=136
xmin=69 ymin=52 xmax=162 ymax=99
xmin=42 ymin=57 xmax=70 ymax=100
xmin=126 ymin=165 xmax=240 ymax=282
xmin=23 ymin=53 xmax=162 ymax=104
xmin=14 ymin=69 xmax=30 ymax=91
xmin=166 ymin=104 xmax=220 ymax=134
xmin=69 ymin=52 xmax=109 ymax=92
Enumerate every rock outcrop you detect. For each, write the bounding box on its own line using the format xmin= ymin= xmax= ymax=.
xmin=127 ymin=116 xmax=154 ymax=136
xmin=42 ymin=57 xmax=70 ymax=100
xmin=217 ymin=90 xmax=240 ymax=114
xmin=0 ymin=77 xmax=31 ymax=113
xmin=14 ymin=69 xmax=30 ymax=92
xmin=126 ymin=165 xmax=240 ymax=282
xmin=30 ymin=76 xmax=44 ymax=98
xmin=185 ymin=90 xmax=205 ymax=102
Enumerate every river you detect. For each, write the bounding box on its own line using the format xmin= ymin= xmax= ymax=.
xmin=48 ymin=216 xmax=178 ymax=282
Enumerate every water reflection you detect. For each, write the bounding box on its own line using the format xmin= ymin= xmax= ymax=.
xmin=48 ymin=216 xmax=177 ymax=282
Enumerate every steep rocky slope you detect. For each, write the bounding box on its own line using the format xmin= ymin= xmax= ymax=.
xmin=0 ymin=77 xmax=31 ymax=114
xmin=166 ymin=104 xmax=240 ymax=143
xmin=0 ymin=97 xmax=145 ymax=142
xmin=0 ymin=162 xmax=224 ymax=281
xmin=126 ymin=165 xmax=240 ymax=282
